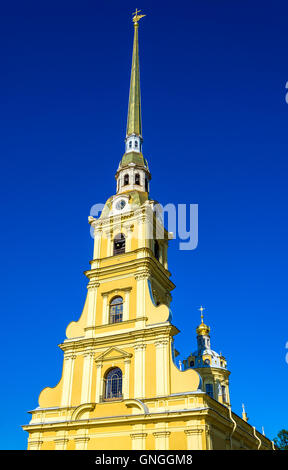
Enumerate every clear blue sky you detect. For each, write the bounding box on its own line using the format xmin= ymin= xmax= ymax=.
xmin=1 ymin=0 xmax=287 ymax=449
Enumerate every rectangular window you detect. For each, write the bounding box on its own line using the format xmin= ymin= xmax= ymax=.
xmin=205 ymin=383 xmax=214 ymax=398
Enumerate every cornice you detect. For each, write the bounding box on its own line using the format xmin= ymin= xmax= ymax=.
xmin=59 ymin=322 xmax=174 ymax=353
xmin=87 ymin=251 xmax=175 ymax=291
xmin=100 ymin=287 xmax=132 ymax=296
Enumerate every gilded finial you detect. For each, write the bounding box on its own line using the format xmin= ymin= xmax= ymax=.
xmin=132 ymin=8 xmax=146 ymax=25
xmin=196 ymin=306 xmax=210 ymax=336
xmin=199 ymin=305 xmax=205 ymax=323
xmin=242 ymin=403 xmax=248 ymax=422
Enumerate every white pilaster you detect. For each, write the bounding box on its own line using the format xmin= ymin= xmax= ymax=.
xmin=74 ymin=430 xmax=90 ymax=450
xmin=205 ymin=425 xmax=213 ymax=450
xmin=123 ymin=359 xmax=131 ymax=399
xmin=185 ymin=427 xmax=203 ymax=450
xmin=155 ymin=339 xmax=169 ymax=396
xmin=54 ymin=438 xmax=69 ymax=450
xmin=54 ymin=431 xmax=69 ymax=450
xmin=130 ymin=433 xmax=147 ymax=450
xmin=123 ymin=291 xmax=130 ymax=321
xmin=153 ymin=431 xmax=170 ymax=450
xmin=80 ymin=350 xmax=94 ymax=404
xmin=126 ymin=225 xmax=133 ymax=252
xmin=135 ymin=272 xmax=149 ymax=318
xmin=61 ymin=353 xmax=76 ymax=407
xmin=102 ymin=293 xmax=109 ymax=325
xmin=28 ymin=435 xmax=43 ymax=450
xmin=93 ymin=229 xmax=102 ymax=260
xmin=134 ymin=343 xmax=146 ymax=398
xmin=163 ymin=243 xmax=168 ymax=270
xmin=138 ymin=216 xmax=146 ymax=249
xmin=95 ymin=363 xmax=103 ymax=403
xmin=86 ymin=282 xmax=99 ymax=336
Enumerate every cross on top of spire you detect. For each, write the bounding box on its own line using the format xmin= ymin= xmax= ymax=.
xmin=198 ymin=305 xmax=205 ymax=323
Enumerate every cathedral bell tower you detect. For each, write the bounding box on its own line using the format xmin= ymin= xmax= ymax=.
xmin=22 ymin=11 xmax=274 ymax=451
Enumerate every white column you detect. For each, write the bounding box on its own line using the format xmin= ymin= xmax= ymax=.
xmin=95 ymin=363 xmax=103 ymax=403
xmin=123 ymin=291 xmax=130 ymax=321
xmin=123 ymin=359 xmax=131 ymax=399
xmin=102 ymin=293 xmax=109 ymax=325
xmin=134 ymin=343 xmax=146 ymax=399
xmin=86 ymin=282 xmax=99 ymax=336
xmin=153 ymin=431 xmax=170 ymax=450
xmin=155 ymin=339 xmax=169 ymax=396
xmin=61 ymin=353 xmax=76 ymax=407
xmin=80 ymin=350 xmax=94 ymax=404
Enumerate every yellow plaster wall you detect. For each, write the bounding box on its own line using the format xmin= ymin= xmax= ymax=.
xmin=170 ymin=362 xmax=200 ymax=394
xmin=38 ymin=368 xmax=64 ymax=408
xmin=66 ymin=296 xmax=88 ymax=339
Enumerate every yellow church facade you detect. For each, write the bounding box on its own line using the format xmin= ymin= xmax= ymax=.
xmin=23 ymin=12 xmax=274 ymax=451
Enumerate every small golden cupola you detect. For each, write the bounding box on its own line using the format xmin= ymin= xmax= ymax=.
xmin=183 ymin=306 xmax=231 ymax=405
xmin=196 ymin=306 xmax=211 ymax=337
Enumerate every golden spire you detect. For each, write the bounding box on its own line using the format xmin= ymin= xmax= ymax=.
xmin=196 ymin=306 xmax=210 ymax=336
xmin=126 ymin=9 xmax=145 ymax=137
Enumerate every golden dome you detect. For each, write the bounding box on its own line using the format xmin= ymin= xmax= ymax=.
xmin=196 ymin=306 xmax=210 ymax=336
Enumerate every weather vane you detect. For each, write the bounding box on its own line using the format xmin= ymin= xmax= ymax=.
xmin=132 ymin=8 xmax=146 ymax=25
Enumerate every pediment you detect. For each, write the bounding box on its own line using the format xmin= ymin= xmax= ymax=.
xmin=95 ymin=346 xmax=132 ymax=363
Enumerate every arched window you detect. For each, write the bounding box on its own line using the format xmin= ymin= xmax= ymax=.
xmin=135 ymin=140 xmax=138 ymax=148
xmin=113 ymin=233 xmax=125 ymax=255
xmin=135 ymin=173 xmax=140 ymax=185
xmin=129 ymin=141 xmax=132 ymax=148
xmin=154 ymin=240 xmax=160 ymax=261
xmin=124 ymin=174 xmax=129 ymax=186
xmin=190 ymin=360 xmax=195 ymax=367
xmin=109 ymin=296 xmax=123 ymax=323
xmin=104 ymin=367 xmax=122 ymax=400
xmin=145 ymin=178 xmax=148 ymax=192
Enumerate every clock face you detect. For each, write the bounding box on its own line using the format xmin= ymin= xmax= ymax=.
xmin=115 ymin=199 xmax=126 ymax=211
